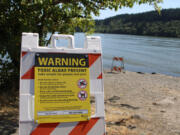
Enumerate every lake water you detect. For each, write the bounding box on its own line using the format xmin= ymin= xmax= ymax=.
xmin=55 ymin=33 xmax=180 ymax=77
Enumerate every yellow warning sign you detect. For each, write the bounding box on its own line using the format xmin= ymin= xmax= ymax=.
xmin=34 ymin=53 xmax=91 ymax=123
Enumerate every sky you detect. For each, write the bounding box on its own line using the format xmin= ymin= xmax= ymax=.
xmin=94 ymin=0 xmax=180 ymax=20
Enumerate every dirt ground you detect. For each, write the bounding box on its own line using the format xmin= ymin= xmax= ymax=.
xmin=1 ymin=71 xmax=180 ymax=135
xmin=104 ymin=71 xmax=180 ymax=135
xmin=0 ymin=107 xmax=18 ymax=135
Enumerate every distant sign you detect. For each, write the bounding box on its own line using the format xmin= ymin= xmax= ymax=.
xmin=34 ymin=53 xmax=91 ymax=123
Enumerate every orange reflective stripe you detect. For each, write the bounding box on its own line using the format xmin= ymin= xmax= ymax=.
xmin=88 ymin=54 xmax=101 ymax=67
xmin=97 ymin=73 xmax=103 ymax=79
xmin=119 ymin=57 xmax=123 ymax=61
xmin=30 ymin=123 xmax=59 ymax=135
xmin=21 ymin=51 xmax=27 ymax=57
xmin=118 ymin=67 xmax=121 ymax=72
xmin=21 ymin=66 xmax=34 ymax=79
xmin=113 ymin=66 xmax=122 ymax=72
xmin=113 ymin=66 xmax=117 ymax=71
xmin=113 ymin=57 xmax=118 ymax=61
xmin=69 ymin=118 xmax=99 ymax=135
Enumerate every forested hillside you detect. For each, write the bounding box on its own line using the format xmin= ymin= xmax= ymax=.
xmin=95 ymin=9 xmax=180 ymax=38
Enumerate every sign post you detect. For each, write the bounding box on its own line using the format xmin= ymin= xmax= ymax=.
xmin=19 ymin=33 xmax=105 ymax=135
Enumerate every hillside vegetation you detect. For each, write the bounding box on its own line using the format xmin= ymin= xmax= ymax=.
xmin=95 ymin=8 xmax=180 ymax=38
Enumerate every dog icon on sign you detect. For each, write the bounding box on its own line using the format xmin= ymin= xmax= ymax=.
xmin=78 ymin=90 xmax=88 ymax=101
xmin=78 ymin=79 xmax=87 ymax=89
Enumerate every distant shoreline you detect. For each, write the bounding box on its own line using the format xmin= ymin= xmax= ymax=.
xmin=103 ymin=68 xmax=180 ymax=78
xmin=95 ymin=8 xmax=180 ymax=38
xmin=94 ymin=32 xmax=180 ymax=39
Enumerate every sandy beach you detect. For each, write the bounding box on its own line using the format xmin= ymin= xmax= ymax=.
xmin=1 ymin=71 xmax=180 ymax=135
xmin=104 ymin=71 xmax=180 ymax=135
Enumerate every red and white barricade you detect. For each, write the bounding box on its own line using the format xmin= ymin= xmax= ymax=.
xmin=19 ymin=33 xmax=105 ymax=135
xmin=111 ymin=57 xmax=124 ymax=72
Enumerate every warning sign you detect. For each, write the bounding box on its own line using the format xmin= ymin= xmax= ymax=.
xmin=34 ymin=53 xmax=91 ymax=123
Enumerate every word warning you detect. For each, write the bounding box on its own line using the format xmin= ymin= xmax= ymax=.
xmin=34 ymin=53 xmax=91 ymax=123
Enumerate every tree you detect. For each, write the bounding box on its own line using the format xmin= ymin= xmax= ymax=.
xmin=95 ymin=8 xmax=180 ymax=37
xmin=0 ymin=0 xmax=162 ymax=99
